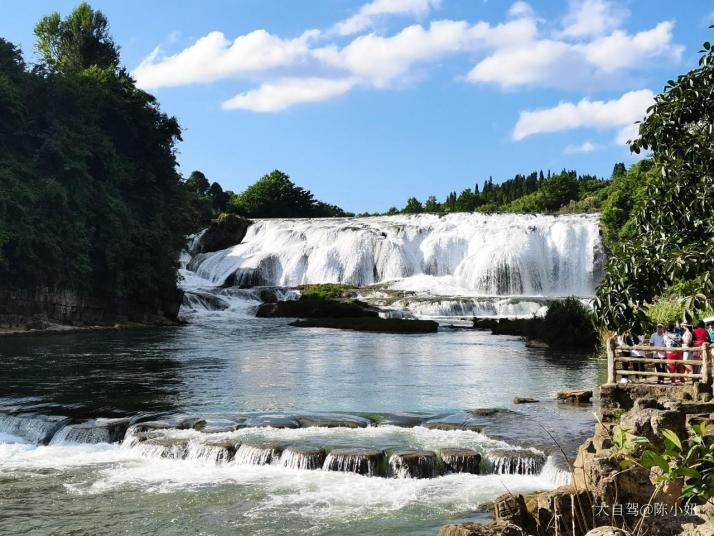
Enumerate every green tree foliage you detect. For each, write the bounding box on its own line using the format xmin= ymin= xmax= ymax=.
xmin=0 ymin=5 xmax=194 ymax=309
xmin=595 ymin=36 xmax=714 ymax=332
xmin=229 ymin=170 xmax=347 ymax=218
xmin=402 ymin=197 xmax=423 ymax=214
xmin=34 ymin=2 xmax=119 ymax=74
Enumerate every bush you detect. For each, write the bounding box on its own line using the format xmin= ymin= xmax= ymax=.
xmin=542 ymin=297 xmax=598 ymax=348
xmin=298 ymin=284 xmax=357 ymax=301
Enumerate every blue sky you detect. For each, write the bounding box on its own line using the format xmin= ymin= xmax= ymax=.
xmin=3 ymin=1 xmax=712 ymax=212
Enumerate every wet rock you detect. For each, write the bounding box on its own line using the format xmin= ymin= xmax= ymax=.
xmin=495 ymin=494 xmax=536 ymax=533
xmin=256 ymin=299 xmax=377 ymax=319
xmin=128 ymin=421 xmax=176 ymax=434
xmin=438 ymin=521 xmax=525 ymax=536
xmin=234 ymin=443 xmax=284 ymax=465
xmin=259 ymin=289 xmax=279 ymax=303
xmin=557 ymin=389 xmax=593 ymax=404
xmin=280 ymin=446 xmax=326 ymax=470
xmin=176 ymin=417 xmax=208 ymax=431
xmin=487 ymin=449 xmax=545 ymax=475
xmin=377 ymin=413 xmax=427 ymax=427
xmin=619 ymin=407 xmax=686 ymax=450
xmin=513 ymin=397 xmax=539 ymax=404
xmin=440 ymin=448 xmax=481 ymax=474
xmin=0 ymin=414 xmax=70 ymax=445
xmin=323 ymin=448 xmax=385 ymax=476
xmin=526 ymin=339 xmax=549 ymax=349
xmin=422 ymin=414 xmax=483 ymax=432
xmin=201 ymin=418 xmax=242 ymax=433
xmin=297 ymin=414 xmax=371 ymax=429
xmin=585 ymin=527 xmax=631 ymax=536
xmin=50 ymin=417 xmax=132 ymax=444
xmin=197 ymin=213 xmax=252 ymax=254
xmin=142 ymin=437 xmax=190 ymax=459
xmin=249 ymin=414 xmax=300 ymax=429
xmin=389 ymin=449 xmax=438 ymax=478
xmin=470 ymin=408 xmax=499 ymax=417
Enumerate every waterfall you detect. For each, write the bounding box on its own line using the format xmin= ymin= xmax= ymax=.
xmin=185 ymin=213 xmax=602 ymax=297
xmin=279 ymin=446 xmax=327 ymax=470
xmin=322 ymin=448 xmax=385 ymax=476
xmin=486 ymin=449 xmax=546 ymax=475
xmin=233 ymin=444 xmax=284 ymax=465
xmin=389 ymin=450 xmax=438 ymax=479
xmin=0 ymin=414 xmax=70 ymax=445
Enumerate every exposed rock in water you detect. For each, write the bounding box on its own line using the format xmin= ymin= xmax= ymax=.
xmin=297 ymin=414 xmax=371 ymax=428
xmin=440 ymin=448 xmax=482 ymax=474
xmin=196 ymin=214 xmax=252 ymax=254
xmin=49 ymin=417 xmax=132 ymax=444
xmin=389 ymin=449 xmax=438 ymax=478
xmin=512 ymin=397 xmax=539 ymax=404
xmin=290 ymin=316 xmax=439 ymax=333
xmin=279 ymin=446 xmax=326 ymax=470
xmin=486 ymin=449 xmax=545 ymax=475
xmin=557 ymin=389 xmax=593 ymax=404
xmin=0 ymin=413 xmax=70 ymax=445
xmin=323 ymin=448 xmax=385 ymax=476
xmin=234 ymin=443 xmax=285 ymax=465
xmin=438 ymin=521 xmax=525 ymax=536
xmin=422 ymin=417 xmax=482 ymax=432
xmin=377 ymin=413 xmax=428 ymax=427
xmin=526 ymin=339 xmax=549 ymax=348
xmin=256 ymin=299 xmax=378 ymax=319
xmin=248 ymin=414 xmax=301 ymax=429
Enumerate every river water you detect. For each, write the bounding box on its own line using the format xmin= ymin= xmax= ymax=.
xmin=0 ymin=310 xmax=604 ymax=535
xmin=0 ymin=213 xmax=605 ymax=535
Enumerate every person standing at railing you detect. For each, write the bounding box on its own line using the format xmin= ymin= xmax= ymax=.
xmin=682 ymin=321 xmax=695 ymax=380
xmin=650 ymin=323 xmax=667 ymax=384
xmin=665 ymin=322 xmax=684 ymax=384
xmin=691 ymin=320 xmax=712 ymax=381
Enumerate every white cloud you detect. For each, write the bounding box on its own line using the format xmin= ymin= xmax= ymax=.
xmin=579 ymin=21 xmax=683 ymax=71
xmin=319 ymin=18 xmax=537 ymax=88
xmin=131 ymin=0 xmax=682 ymax=112
xmin=333 ymin=0 xmax=440 ymax=36
xmin=134 ymin=30 xmax=311 ymax=90
xmin=469 ymin=22 xmax=682 ymax=89
xmin=508 ymin=1 xmax=534 ymax=19
xmin=563 ymin=141 xmax=598 ymax=154
xmin=560 ymin=0 xmax=627 ymax=39
xmin=512 ymin=89 xmax=654 ymax=143
xmin=221 ymin=78 xmax=355 ymax=112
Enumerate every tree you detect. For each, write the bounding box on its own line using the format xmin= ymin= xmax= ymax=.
xmin=185 ymin=171 xmax=210 ymax=196
xmin=403 ymin=197 xmax=423 ymax=214
xmin=34 ymin=2 xmax=119 ymax=74
xmin=230 ymin=170 xmax=346 ymax=218
xmin=424 ymin=195 xmax=439 ymax=213
xmin=595 ymin=35 xmax=714 ymax=332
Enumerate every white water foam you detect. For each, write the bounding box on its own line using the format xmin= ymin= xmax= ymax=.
xmin=185 ymin=213 xmax=602 ymax=297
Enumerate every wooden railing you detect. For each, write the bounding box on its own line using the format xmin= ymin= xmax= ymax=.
xmin=606 ymin=336 xmax=712 ymax=386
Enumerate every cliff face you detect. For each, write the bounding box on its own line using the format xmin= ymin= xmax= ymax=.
xmin=0 ymin=287 xmax=183 ymax=330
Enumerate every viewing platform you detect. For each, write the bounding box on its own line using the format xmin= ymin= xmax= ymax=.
xmin=602 ymin=336 xmax=714 ymax=409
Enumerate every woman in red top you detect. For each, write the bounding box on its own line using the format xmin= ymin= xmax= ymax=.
xmin=691 ymin=320 xmax=711 ymax=381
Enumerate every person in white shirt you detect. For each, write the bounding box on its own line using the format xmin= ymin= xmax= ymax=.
xmin=650 ymin=323 xmax=667 ymax=383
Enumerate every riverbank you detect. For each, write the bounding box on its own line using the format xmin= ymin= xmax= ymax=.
xmin=440 ymin=383 xmax=714 ymax=536
xmin=0 ymin=319 xmax=181 ymax=337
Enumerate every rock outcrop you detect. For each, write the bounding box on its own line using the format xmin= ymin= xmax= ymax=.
xmin=196 ymin=213 xmax=252 ymax=254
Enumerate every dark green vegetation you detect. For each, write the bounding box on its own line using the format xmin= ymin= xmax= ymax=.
xmin=363 ymin=168 xmax=611 ymax=218
xmin=297 ymin=284 xmax=357 ymax=300
xmin=256 ymin=298 xmax=376 ymax=319
xmin=290 ymin=317 xmax=439 ymax=334
xmin=195 ymin=213 xmax=252 ymax=254
xmin=0 ymin=4 xmax=194 ymax=312
xmin=595 ymin=35 xmax=714 ymax=333
xmin=473 ymin=297 xmax=598 ymax=349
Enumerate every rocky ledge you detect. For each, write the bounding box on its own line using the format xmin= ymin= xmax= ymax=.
xmin=440 ymin=385 xmax=714 ymax=536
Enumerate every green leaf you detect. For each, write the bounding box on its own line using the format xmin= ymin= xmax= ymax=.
xmin=661 ymin=429 xmax=682 ymax=451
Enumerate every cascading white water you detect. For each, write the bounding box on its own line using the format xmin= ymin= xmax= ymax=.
xmin=186 ymin=213 xmax=603 ymax=297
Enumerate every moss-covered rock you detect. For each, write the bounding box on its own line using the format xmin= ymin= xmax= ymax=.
xmin=256 ymin=299 xmax=377 ymax=318
xmin=198 ymin=213 xmax=252 ymax=253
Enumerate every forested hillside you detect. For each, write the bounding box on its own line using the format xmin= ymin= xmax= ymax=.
xmin=0 ymin=5 xmax=194 ymax=313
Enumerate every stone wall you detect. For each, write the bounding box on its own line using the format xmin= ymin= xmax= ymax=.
xmin=0 ymin=287 xmax=182 ymax=328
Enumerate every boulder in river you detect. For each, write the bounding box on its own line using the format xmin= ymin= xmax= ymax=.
xmin=297 ymin=413 xmax=371 ymax=428
xmin=280 ymin=446 xmax=326 ymax=470
xmin=197 ymin=213 xmax=252 ymax=254
xmin=440 ymin=448 xmax=482 ymax=474
xmin=389 ymin=449 xmax=439 ymax=478
xmin=557 ymin=389 xmax=593 ymax=404
xmin=256 ymin=299 xmax=377 ymax=319
xmin=323 ymin=448 xmax=385 ymax=476
xmin=512 ymin=397 xmax=539 ymax=404
xmin=249 ymin=414 xmax=301 ymax=429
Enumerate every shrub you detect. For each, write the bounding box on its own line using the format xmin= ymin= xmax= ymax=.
xmin=542 ymin=297 xmax=598 ymax=348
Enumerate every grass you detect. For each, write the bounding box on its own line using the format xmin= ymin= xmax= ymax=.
xmin=290 ymin=317 xmax=439 ymax=333
xmin=298 ymin=284 xmax=357 ymax=301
